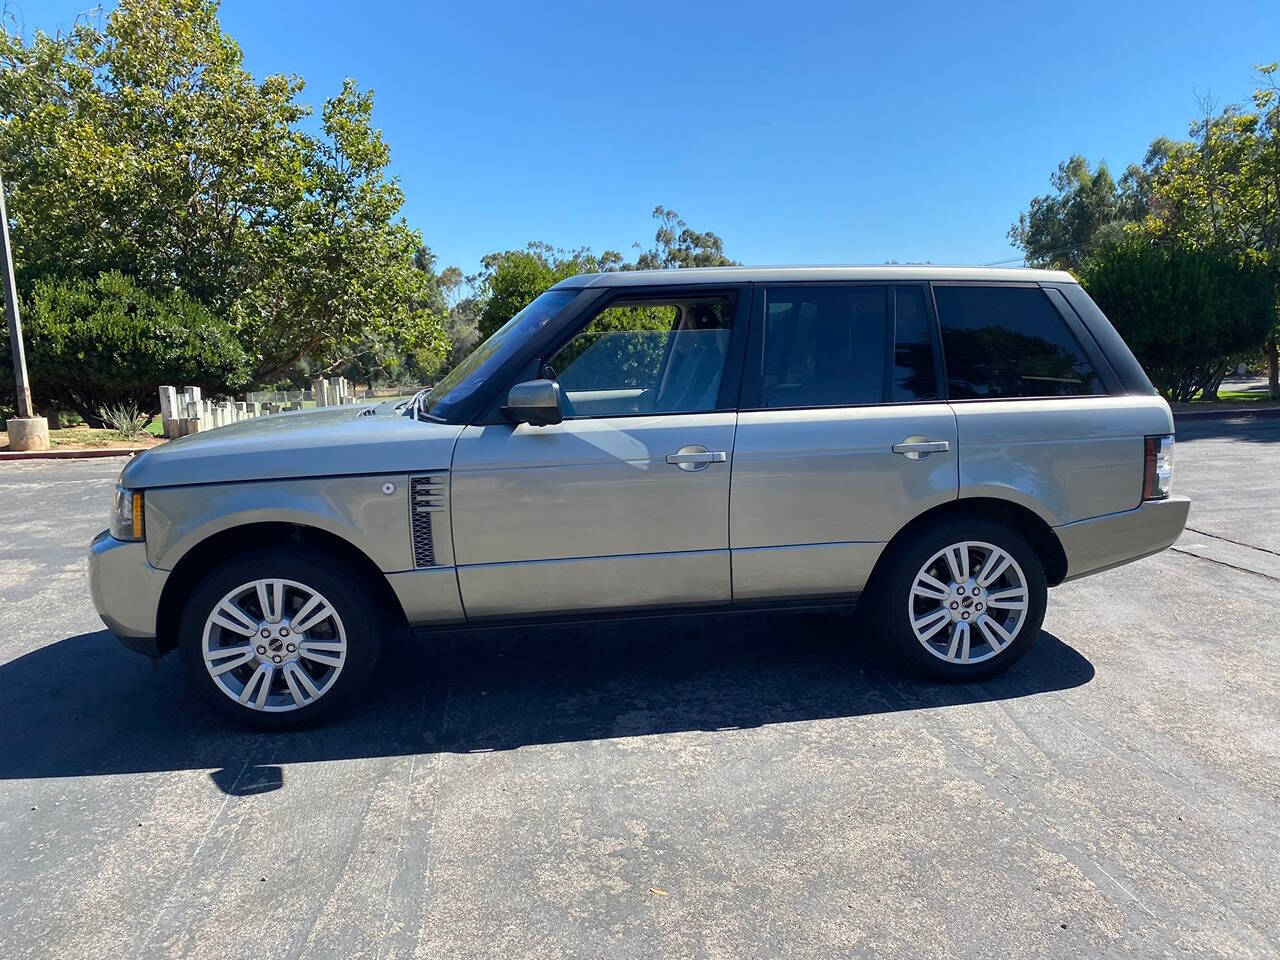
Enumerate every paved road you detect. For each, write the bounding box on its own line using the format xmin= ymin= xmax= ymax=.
xmin=0 ymin=416 xmax=1277 ymax=959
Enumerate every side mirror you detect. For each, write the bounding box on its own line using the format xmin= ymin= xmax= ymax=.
xmin=503 ymin=379 xmax=564 ymax=426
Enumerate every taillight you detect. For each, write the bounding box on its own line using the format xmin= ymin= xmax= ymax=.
xmin=1143 ymin=435 xmax=1173 ymax=500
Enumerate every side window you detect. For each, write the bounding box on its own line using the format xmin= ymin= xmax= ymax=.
xmin=890 ymin=286 xmax=939 ymax=402
xmin=934 ymin=285 xmax=1104 ymax=399
xmin=761 ymin=286 xmax=887 ymax=408
xmin=548 ymin=295 xmax=735 ymax=417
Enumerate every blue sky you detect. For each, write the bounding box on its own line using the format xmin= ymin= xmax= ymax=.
xmin=11 ymin=0 xmax=1280 ymax=275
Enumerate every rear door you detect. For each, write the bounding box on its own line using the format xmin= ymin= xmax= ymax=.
xmin=730 ymin=283 xmax=958 ymax=601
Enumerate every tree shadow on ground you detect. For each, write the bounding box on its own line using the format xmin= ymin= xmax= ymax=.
xmin=0 ymin=610 xmax=1093 ymax=794
xmin=1175 ymin=413 xmax=1280 ymax=443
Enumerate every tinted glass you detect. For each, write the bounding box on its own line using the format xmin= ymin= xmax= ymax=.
xmin=761 ymin=286 xmax=887 ymax=408
xmin=423 ymin=288 xmax=578 ymax=420
xmin=548 ymin=297 xmax=734 ymax=417
xmin=934 ymin=285 xmax=1104 ymax=399
xmin=891 ymin=286 xmax=938 ymax=402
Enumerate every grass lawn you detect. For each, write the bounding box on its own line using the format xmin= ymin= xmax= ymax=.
xmin=1191 ymin=389 xmax=1276 ymax=404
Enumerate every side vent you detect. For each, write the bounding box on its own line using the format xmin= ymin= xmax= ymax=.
xmin=409 ymin=473 xmax=447 ymax=567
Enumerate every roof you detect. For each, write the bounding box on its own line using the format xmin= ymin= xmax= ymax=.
xmin=552 ymin=264 xmax=1076 ymax=289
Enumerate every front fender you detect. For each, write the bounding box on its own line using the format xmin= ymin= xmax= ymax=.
xmin=144 ymin=475 xmax=417 ymax=573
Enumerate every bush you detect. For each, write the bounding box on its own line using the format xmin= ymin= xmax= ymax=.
xmin=97 ymin=401 xmax=147 ymax=440
xmin=1 ymin=272 xmax=251 ymax=423
xmin=1080 ymin=236 xmax=1277 ymax=402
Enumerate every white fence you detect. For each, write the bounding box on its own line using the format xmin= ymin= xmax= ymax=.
xmin=157 ymin=376 xmax=360 ymax=438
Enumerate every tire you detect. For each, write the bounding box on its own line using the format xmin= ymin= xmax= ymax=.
xmin=178 ymin=547 xmax=381 ymax=729
xmin=866 ymin=517 xmax=1047 ymax=681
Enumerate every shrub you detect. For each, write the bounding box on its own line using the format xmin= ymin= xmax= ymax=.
xmin=1080 ymin=236 xmax=1277 ymax=402
xmin=1 ymin=271 xmax=250 ymax=423
xmin=97 ymin=401 xmax=147 ymax=440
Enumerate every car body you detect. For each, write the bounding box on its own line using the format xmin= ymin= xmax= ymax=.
xmin=89 ymin=265 xmax=1190 ymax=725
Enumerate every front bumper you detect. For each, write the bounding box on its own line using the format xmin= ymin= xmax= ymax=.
xmin=88 ymin=529 xmax=170 ymax=657
xmin=1055 ymin=495 xmax=1191 ymax=582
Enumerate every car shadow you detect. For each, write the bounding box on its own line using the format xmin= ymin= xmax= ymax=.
xmin=0 ymin=610 xmax=1094 ymax=794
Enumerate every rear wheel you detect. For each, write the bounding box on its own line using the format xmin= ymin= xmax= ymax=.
xmin=868 ymin=518 xmax=1047 ymax=681
xmin=178 ymin=548 xmax=381 ymax=728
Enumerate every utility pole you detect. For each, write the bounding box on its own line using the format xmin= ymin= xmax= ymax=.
xmin=1 ymin=169 xmax=48 ymax=451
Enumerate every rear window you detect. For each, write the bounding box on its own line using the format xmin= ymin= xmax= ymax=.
xmin=934 ymin=285 xmax=1104 ymax=399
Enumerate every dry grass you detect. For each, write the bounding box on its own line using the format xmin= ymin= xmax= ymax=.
xmin=0 ymin=426 xmax=165 ymax=452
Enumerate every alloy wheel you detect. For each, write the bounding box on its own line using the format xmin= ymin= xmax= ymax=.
xmin=907 ymin=540 xmax=1029 ymax=665
xmin=201 ymin=578 xmax=348 ymax=712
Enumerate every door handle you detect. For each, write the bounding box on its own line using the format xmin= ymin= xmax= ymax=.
xmin=666 ymin=445 xmax=728 ymax=472
xmin=892 ymin=438 xmax=950 ymax=461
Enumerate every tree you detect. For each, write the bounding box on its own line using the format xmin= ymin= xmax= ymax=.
xmin=1009 ymin=156 xmax=1149 ymax=270
xmin=471 ymin=207 xmax=735 ymax=340
xmin=0 ymin=0 xmax=445 ymax=387
xmin=632 ymin=205 xmax=735 ymax=270
xmin=1079 ymin=235 xmax=1275 ymax=402
xmin=472 ymin=244 xmax=601 ymax=340
xmin=0 ymin=271 xmax=250 ymax=421
xmin=1143 ymin=67 xmax=1280 ymax=396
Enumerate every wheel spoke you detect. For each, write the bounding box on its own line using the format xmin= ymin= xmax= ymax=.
xmin=282 ymin=661 xmax=320 ymax=706
xmin=298 ymin=642 xmax=344 ymax=668
xmin=292 ymin=660 xmax=322 ymax=696
xmin=946 ymin=621 xmax=970 ymax=661
xmin=238 ymin=663 xmax=274 ymax=708
xmin=290 ymin=595 xmax=334 ymax=635
xmin=976 ymin=552 xmax=1012 ymax=588
xmin=204 ymin=644 xmax=255 ymax=676
xmin=911 ymin=571 xmax=950 ymax=601
xmin=985 ymin=587 xmax=1027 ymax=610
xmin=977 ymin=613 xmax=1015 ymax=650
xmin=912 ymin=607 xmax=950 ymax=641
xmin=944 ymin=545 xmax=969 ymax=583
xmin=256 ymin=580 xmax=284 ymax=623
xmin=211 ymin=600 xmax=258 ymax=637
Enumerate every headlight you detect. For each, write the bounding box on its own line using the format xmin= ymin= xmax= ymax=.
xmin=111 ymin=485 xmax=145 ymax=541
xmin=1143 ymin=435 xmax=1173 ymax=500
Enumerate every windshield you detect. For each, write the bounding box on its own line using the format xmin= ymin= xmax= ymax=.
xmin=417 ymin=288 xmax=580 ymax=421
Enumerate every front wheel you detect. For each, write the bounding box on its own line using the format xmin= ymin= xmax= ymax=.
xmin=178 ymin=548 xmax=381 ymax=728
xmin=868 ymin=518 xmax=1047 ymax=681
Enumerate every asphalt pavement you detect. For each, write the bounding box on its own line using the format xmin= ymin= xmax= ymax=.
xmin=0 ymin=415 xmax=1277 ymax=959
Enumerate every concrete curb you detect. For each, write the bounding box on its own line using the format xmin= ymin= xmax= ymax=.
xmin=0 ymin=446 xmax=149 ymax=462
xmin=1173 ymin=405 xmax=1280 ymax=422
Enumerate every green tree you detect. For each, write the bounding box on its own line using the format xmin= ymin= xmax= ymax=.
xmin=472 ymin=243 xmax=610 ymax=340
xmin=471 ymin=207 xmax=735 ymax=340
xmin=632 ymin=205 xmax=735 ymax=270
xmin=1 ymin=271 xmax=250 ymax=421
xmin=0 ymin=0 xmax=444 ymax=386
xmin=1079 ymin=235 xmax=1275 ymax=402
xmin=1009 ymin=156 xmax=1150 ymax=270
xmin=1143 ymin=68 xmax=1280 ymax=396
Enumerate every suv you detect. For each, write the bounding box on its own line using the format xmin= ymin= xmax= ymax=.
xmin=89 ymin=266 xmax=1189 ymax=727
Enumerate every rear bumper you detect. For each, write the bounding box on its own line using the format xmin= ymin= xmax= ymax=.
xmin=88 ymin=529 xmax=170 ymax=656
xmin=1055 ymin=495 xmax=1191 ymax=582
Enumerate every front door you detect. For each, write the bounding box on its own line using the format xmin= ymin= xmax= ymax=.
xmin=730 ymin=283 xmax=959 ymax=600
xmin=450 ymin=289 xmax=746 ymax=619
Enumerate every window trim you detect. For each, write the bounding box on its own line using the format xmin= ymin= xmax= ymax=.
xmin=739 ymin=280 xmax=949 ymax=413
xmin=929 ymin=281 xmax=1117 ymax=403
xmin=481 ymin=283 xmax=753 ymax=424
